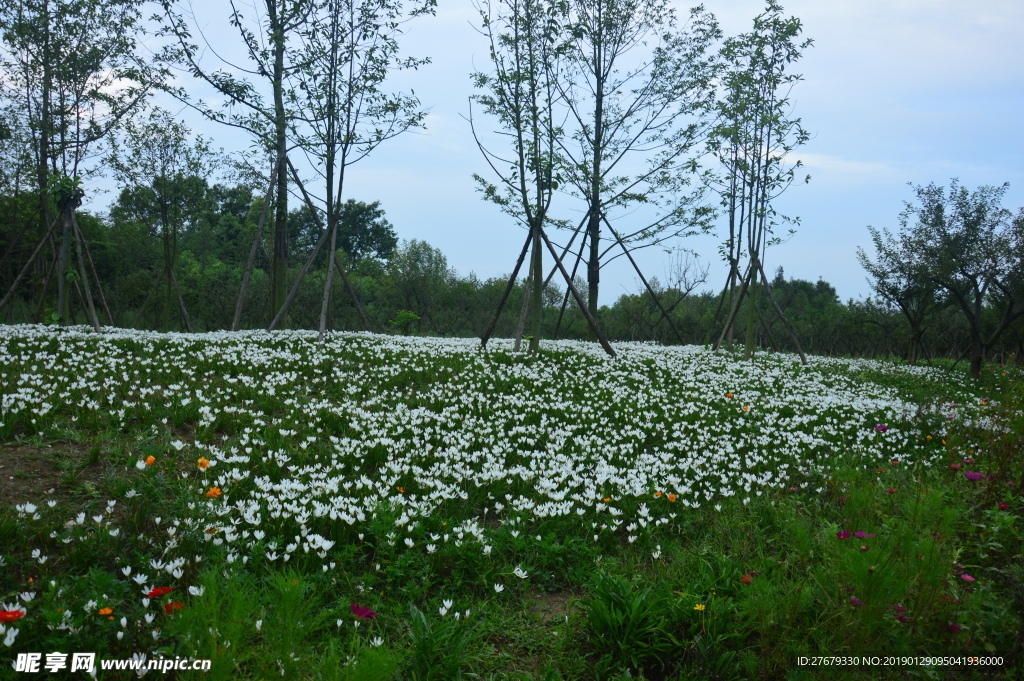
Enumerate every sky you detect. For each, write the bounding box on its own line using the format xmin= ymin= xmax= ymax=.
xmin=115 ymin=0 xmax=1024 ymax=306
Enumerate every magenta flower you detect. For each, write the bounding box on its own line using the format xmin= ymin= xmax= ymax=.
xmin=836 ymin=531 xmax=851 ymax=540
xmin=963 ymin=471 xmax=984 ymax=481
xmin=963 ymin=458 xmax=974 ymax=464
xmin=849 ymin=595 xmax=864 ymax=607
xmin=960 ymin=574 xmax=976 ymax=582
xmin=896 ymin=614 xmax=910 ymax=624
xmin=853 ymin=531 xmax=876 ymax=539
xmin=948 ymin=623 xmax=963 ymax=634
xmin=350 ymin=603 xmax=379 ymax=621
xmin=874 ymin=424 xmax=888 ymax=432
xmin=892 ymin=604 xmax=908 ymax=613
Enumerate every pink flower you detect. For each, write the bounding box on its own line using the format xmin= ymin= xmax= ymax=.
xmin=892 ymin=604 xmax=908 ymax=613
xmin=853 ymin=531 xmax=876 ymax=539
xmin=962 ymin=458 xmax=974 ymax=464
xmin=963 ymin=471 xmax=984 ymax=481
xmin=836 ymin=531 xmax=851 ymax=540
xmin=350 ymin=603 xmax=379 ymax=621
xmin=999 ymin=502 xmax=1010 ymax=511
xmin=874 ymin=425 xmax=888 ymax=432
xmin=896 ymin=614 xmax=910 ymax=624
xmin=950 ymin=464 xmax=961 ymax=471
xmin=960 ymin=574 xmax=975 ymax=582
xmin=849 ymin=595 xmax=864 ymax=607
xmin=885 ymin=489 xmax=898 ymax=494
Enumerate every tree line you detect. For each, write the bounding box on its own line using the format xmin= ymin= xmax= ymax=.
xmin=1 ymin=0 xmax=1022 ymax=375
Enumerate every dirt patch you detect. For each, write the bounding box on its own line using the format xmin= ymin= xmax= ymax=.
xmin=527 ymin=589 xmax=579 ymax=626
xmin=0 ymin=442 xmax=104 ymax=509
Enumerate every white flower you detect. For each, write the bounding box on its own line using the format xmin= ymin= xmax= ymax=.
xmin=443 ymin=599 xmax=453 ymax=610
xmin=19 ymin=592 xmax=34 ymax=603
xmin=513 ymin=566 xmax=528 ymax=579
xmin=3 ymin=627 xmax=18 ymax=647
xmin=171 ymin=569 xmax=183 ymax=579
xmin=404 ymin=538 xmax=414 ymax=548
xmin=494 ymin=583 xmax=504 ymax=593
xmin=426 ymin=544 xmax=437 ymax=554
xmin=188 ymin=586 xmax=205 ymax=597
xmin=370 ymin=637 xmax=383 ymax=647
xmin=135 ymin=460 xmax=147 ymax=470
xmin=438 ymin=606 xmax=448 ymax=617
xmin=122 ymin=566 xmax=132 ymax=576
xmin=256 ymin=620 xmax=263 ymax=631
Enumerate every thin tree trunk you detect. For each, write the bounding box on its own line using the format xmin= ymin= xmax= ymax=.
xmin=233 ymin=156 xmax=281 ymax=331
xmin=268 ymin=220 xmax=331 ymax=331
xmin=513 ymin=267 xmax=533 ymax=352
xmin=71 ymin=213 xmax=101 ymax=332
xmin=318 ymin=219 xmax=339 ymax=342
xmin=539 ymin=226 xmax=615 ymax=357
xmin=755 ymin=259 xmax=807 ymax=365
xmin=132 ymin=273 xmax=163 ymax=330
xmin=170 ymin=269 xmax=193 ymax=333
xmin=481 ymin=231 xmax=533 ymax=348
xmin=57 ymin=204 xmax=73 ymax=321
xmin=715 ymin=261 xmax=754 ymax=352
xmin=74 ymin=219 xmax=113 ymax=325
xmin=0 ymin=215 xmax=59 ymax=314
xmin=554 ymin=229 xmax=589 ymax=339
xmin=603 ymin=215 xmax=686 ymax=345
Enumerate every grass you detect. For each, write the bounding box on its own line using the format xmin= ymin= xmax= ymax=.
xmin=0 ymin=325 xmax=1021 ymax=680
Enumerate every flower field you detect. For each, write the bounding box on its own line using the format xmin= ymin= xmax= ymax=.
xmin=1 ymin=325 xmax=1021 ymax=680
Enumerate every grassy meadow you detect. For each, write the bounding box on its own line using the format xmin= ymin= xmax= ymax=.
xmin=0 ymin=324 xmax=1022 ymax=680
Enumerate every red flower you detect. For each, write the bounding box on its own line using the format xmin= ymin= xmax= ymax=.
xmin=950 ymin=464 xmax=961 ymax=471
xmin=948 ymin=623 xmax=963 ymax=634
xmin=740 ymin=574 xmax=753 ymax=585
xmin=350 ymin=603 xmax=379 ymax=621
xmin=885 ymin=489 xmax=897 ymax=494
xmin=148 ymin=587 xmax=175 ymax=598
xmin=164 ymin=602 xmax=184 ymax=614
xmin=0 ymin=610 xmax=26 ymax=623
xmin=998 ymin=502 xmax=1010 ymax=511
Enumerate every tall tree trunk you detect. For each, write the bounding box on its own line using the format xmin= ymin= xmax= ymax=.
xmin=270 ymin=7 xmax=289 ymax=329
xmin=514 ymin=267 xmax=532 ymax=352
xmin=481 ymin=231 xmax=533 ymax=348
xmin=56 ymin=203 xmax=72 ymax=321
xmin=71 ymin=213 xmax=100 ymax=332
xmin=34 ymin=0 xmax=53 ymax=322
xmin=233 ymin=156 xmax=280 ymax=331
xmin=529 ymin=222 xmax=542 ymax=353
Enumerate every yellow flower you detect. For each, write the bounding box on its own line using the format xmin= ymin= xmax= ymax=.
xmin=197 ymin=457 xmax=210 ymax=469
xmin=145 ymin=455 xmax=156 ymax=465
xmin=206 ymin=487 xmax=222 ymax=498
xmin=694 ymin=604 xmax=705 ymax=611
xmin=98 ymin=607 xmax=112 ymax=615
xmin=926 ymin=435 xmax=932 ymax=440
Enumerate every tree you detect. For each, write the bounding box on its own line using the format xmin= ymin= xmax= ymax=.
xmin=159 ymin=0 xmax=316 ymax=326
xmin=106 ymin=108 xmax=220 ymax=332
xmin=902 ymin=179 xmax=1024 ymax=377
xmin=270 ymin=0 xmax=432 ymax=337
xmin=857 ymin=225 xmax=943 ymax=364
xmin=708 ymin=0 xmax=811 ymax=363
xmin=471 ymin=0 xmax=615 ymax=356
xmin=0 ymin=0 xmax=164 ymax=322
xmin=557 ymin=0 xmax=720 ymax=329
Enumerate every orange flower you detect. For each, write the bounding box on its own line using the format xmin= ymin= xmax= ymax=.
xmin=726 ymin=393 xmax=733 ymax=398
xmin=145 ymin=455 xmax=156 ymax=465
xmin=98 ymin=607 xmax=113 ymax=615
xmin=197 ymin=457 xmax=210 ymax=469
xmin=396 ymin=486 xmax=405 ymax=494
xmin=654 ymin=491 xmax=663 ymax=497
xmin=741 ymin=406 xmax=749 ymax=412
xmin=602 ymin=497 xmax=611 ymax=502
xmin=205 ymin=487 xmax=222 ymax=498
xmin=667 ymin=494 xmax=677 ymax=502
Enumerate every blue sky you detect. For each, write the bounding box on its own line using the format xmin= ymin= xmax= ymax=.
xmin=124 ymin=0 xmax=1024 ymax=305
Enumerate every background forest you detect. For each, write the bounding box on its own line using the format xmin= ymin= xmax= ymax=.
xmin=1 ymin=0 xmax=1023 ymax=372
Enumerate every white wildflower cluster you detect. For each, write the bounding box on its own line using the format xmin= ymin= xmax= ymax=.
xmin=0 ymin=326 xmax=993 ymax=572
